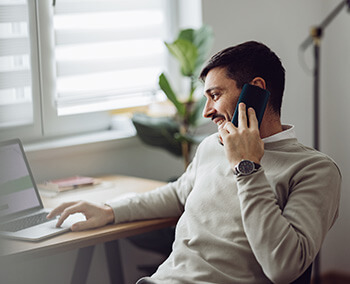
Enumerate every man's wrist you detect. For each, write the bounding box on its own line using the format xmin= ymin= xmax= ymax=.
xmin=104 ymin=204 xmax=115 ymax=224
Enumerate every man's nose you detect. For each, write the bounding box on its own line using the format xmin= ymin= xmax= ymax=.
xmin=203 ymin=100 xmax=215 ymax=118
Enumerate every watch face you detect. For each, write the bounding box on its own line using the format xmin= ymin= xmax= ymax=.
xmin=238 ymin=160 xmax=255 ymax=174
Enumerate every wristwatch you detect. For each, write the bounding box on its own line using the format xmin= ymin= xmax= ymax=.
xmin=234 ymin=160 xmax=261 ymax=176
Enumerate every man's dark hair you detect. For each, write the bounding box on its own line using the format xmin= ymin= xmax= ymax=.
xmin=199 ymin=41 xmax=285 ymax=116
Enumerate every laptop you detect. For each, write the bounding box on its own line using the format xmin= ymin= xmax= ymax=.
xmin=0 ymin=138 xmax=85 ymax=241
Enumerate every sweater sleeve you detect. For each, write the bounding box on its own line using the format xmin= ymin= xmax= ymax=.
xmin=236 ymin=158 xmax=341 ymax=283
xmin=106 ymin=151 xmax=198 ymax=224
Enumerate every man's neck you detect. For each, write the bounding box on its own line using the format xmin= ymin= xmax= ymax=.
xmin=259 ymin=117 xmax=283 ymax=139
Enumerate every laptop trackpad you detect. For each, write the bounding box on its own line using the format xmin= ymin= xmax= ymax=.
xmin=4 ymin=213 xmax=86 ymax=241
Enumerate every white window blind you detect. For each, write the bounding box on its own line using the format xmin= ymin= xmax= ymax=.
xmin=53 ymin=0 xmax=168 ymax=116
xmin=0 ymin=0 xmax=33 ymax=128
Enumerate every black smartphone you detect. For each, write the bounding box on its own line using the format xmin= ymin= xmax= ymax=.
xmin=231 ymin=84 xmax=270 ymax=129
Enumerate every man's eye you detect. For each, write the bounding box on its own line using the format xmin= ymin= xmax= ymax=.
xmin=211 ymin=93 xmax=220 ymax=100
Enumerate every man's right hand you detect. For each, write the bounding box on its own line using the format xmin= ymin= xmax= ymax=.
xmin=46 ymin=201 xmax=115 ymax=231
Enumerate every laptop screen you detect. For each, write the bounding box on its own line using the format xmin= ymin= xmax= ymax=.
xmin=0 ymin=139 xmax=42 ymax=219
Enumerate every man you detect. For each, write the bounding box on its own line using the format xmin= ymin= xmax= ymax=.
xmin=48 ymin=41 xmax=341 ymax=283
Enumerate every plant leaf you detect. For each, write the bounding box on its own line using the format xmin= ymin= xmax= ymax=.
xmin=158 ymin=73 xmax=185 ymax=116
xmin=178 ymin=29 xmax=194 ymax=42
xmin=165 ymin=39 xmax=197 ymax=77
xmin=193 ymin=25 xmax=214 ymax=76
xmin=132 ymin=113 xmax=182 ymax=156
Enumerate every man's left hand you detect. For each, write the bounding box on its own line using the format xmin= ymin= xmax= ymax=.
xmin=218 ymin=103 xmax=264 ymax=171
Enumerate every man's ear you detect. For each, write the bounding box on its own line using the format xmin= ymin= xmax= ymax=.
xmin=250 ymin=77 xmax=266 ymax=89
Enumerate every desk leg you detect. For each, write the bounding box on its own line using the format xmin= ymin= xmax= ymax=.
xmin=70 ymin=246 xmax=95 ymax=284
xmin=104 ymin=240 xmax=125 ymax=284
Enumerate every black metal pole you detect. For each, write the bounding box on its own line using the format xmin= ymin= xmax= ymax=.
xmin=313 ymin=31 xmax=321 ymax=152
xmin=312 ymin=29 xmax=321 ymax=284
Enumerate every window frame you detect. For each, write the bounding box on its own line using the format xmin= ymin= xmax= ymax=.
xmin=0 ymin=0 xmax=43 ymax=142
xmin=0 ymin=0 xmax=184 ymax=143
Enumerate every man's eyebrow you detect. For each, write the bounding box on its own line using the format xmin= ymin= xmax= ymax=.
xmin=205 ymin=86 xmax=224 ymax=94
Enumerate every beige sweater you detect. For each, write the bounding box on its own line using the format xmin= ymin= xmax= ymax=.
xmin=108 ymin=134 xmax=341 ymax=284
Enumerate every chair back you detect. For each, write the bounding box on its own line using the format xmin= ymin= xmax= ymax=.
xmin=290 ymin=264 xmax=313 ymax=284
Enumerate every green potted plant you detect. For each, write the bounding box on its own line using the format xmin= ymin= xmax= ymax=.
xmin=132 ymin=25 xmax=214 ymax=168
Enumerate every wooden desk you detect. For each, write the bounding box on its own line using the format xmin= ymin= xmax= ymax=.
xmin=0 ymin=175 xmax=178 ymax=283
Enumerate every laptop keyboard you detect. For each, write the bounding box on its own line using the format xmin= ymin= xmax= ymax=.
xmin=0 ymin=212 xmax=53 ymax=232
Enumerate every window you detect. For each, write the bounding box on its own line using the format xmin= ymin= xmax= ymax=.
xmin=38 ymin=0 xmax=171 ymax=137
xmin=0 ymin=0 xmax=175 ymax=141
xmin=52 ymin=0 xmax=167 ymax=116
xmin=0 ymin=0 xmax=32 ymax=127
xmin=0 ymin=0 xmax=42 ymax=140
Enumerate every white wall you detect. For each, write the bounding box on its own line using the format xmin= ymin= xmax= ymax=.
xmin=318 ymin=0 xmax=350 ymax=273
xmin=202 ymin=0 xmax=350 ymax=275
xmin=26 ymin=137 xmax=185 ymax=184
